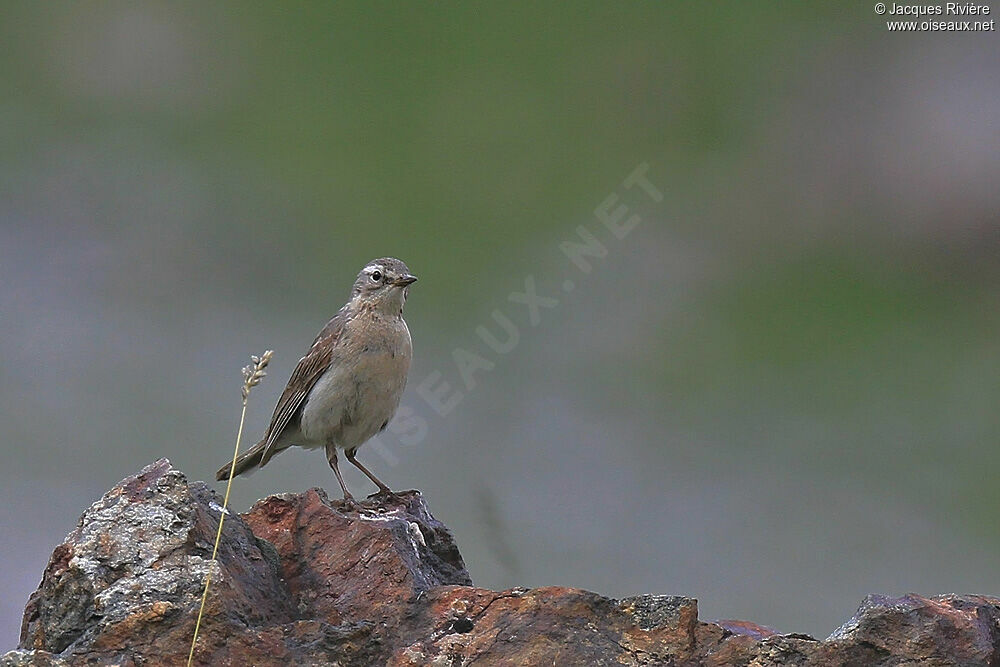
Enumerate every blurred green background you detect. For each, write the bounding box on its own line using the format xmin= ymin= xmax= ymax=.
xmin=2 ymin=2 xmax=998 ymax=645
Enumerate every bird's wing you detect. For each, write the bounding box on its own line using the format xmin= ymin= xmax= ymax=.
xmin=259 ymin=306 xmax=349 ymax=465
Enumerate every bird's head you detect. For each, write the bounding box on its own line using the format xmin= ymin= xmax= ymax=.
xmin=350 ymin=257 xmax=417 ymax=314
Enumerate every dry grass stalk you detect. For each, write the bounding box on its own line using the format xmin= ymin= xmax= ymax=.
xmin=187 ymin=350 xmax=273 ymax=667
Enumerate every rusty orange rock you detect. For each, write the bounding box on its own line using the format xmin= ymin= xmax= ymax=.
xmin=5 ymin=460 xmax=1000 ymax=666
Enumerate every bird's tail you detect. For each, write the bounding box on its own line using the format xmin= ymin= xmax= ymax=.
xmin=215 ymin=439 xmax=269 ymax=481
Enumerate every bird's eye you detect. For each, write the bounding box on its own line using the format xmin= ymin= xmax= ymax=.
xmin=370 ymin=270 xmax=382 ymax=282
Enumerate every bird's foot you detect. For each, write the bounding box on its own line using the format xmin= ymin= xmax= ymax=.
xmin=367 ymin=487 xmax=402 ymax=502
xmin=336 ymin=493 xmax=358 ymax=509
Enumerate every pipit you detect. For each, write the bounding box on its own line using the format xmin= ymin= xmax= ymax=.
xmin=216 ymin=257 xmax=416 ymax=501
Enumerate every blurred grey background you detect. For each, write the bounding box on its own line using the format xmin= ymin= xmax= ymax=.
xmin=2 ymin=3 xmax=998 ymax=646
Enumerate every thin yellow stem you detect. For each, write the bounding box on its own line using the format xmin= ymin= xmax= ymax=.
xmin=187 ymin=396 xmax=249 ymax=667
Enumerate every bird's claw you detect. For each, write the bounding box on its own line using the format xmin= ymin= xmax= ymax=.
xmin=367 ymin=489 xmax=401 ymax=502
xmin=336 ymin=494 xmax=358 ymax=509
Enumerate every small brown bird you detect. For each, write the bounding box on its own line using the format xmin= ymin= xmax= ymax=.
xmin=216 ymin=258 xmax=417 ymax=501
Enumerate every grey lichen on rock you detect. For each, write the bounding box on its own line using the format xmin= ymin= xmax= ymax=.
xmin=619 ymin=594 xmax=697 ymax=631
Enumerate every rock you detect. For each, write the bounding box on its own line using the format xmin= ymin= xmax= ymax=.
xmin=5 ymin=460 xmax=1000 ymax=666
xmin=241 ymin=486 xmax=471 ymax=630
xmin=14 ymin=459 xmax=296 ymax=665
xmin=826 ymin=594 xmax=1000 ymax=665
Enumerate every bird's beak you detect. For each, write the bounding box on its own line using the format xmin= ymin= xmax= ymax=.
xmin=393 ymin=274 xmax=418 ymax=287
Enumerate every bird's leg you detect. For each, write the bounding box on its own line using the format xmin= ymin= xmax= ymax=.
xmin=326 ymin=443 xmax=355 ymax=502
xmin=345 ymin=448 xmax=394 ymax=496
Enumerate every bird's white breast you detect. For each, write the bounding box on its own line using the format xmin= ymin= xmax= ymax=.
xmin=299 ymin=315 xmax=411 ymax=450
